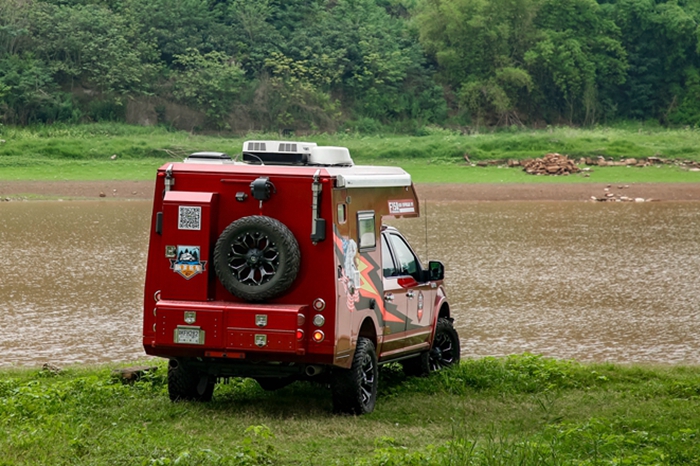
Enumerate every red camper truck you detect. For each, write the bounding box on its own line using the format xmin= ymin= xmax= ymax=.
xmin=142 ymin=141 xmax=460 ymax=414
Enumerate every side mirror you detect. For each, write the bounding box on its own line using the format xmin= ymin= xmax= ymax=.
xmin=428 ymin=261 xmax=445 ymax=281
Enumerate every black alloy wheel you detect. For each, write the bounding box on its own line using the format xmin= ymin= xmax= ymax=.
xmin=331 ymin=337 xmax=378 ymax=415
xmin=214 ymin=216 xmax=300 ymax=302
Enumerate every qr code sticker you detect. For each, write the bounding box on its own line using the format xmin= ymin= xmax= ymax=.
xmin=178 ymin=206 xmax=201 ymax=230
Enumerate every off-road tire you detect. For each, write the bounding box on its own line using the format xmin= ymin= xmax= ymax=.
xmin=331 ymin=337 xmax=378 ymax=415
xmin=168 ymin=359 xmax=215 ymax=402
xmin=214 ymin=215 xmax=300 ymax=302
xmin=402 ymin=317 xmax=460 ymax=377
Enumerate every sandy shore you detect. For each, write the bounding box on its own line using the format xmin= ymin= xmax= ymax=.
xmin=1 ymin=180 xmax=700 ymax=201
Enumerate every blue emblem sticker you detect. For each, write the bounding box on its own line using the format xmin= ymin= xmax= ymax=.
xmin=170 ymin=245 xmax=207 ymax=280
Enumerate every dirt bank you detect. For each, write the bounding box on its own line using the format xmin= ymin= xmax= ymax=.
xmin=2 ymin=180 xmax=700 ymax=202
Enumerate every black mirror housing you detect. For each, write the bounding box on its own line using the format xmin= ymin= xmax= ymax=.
xmin=428 ymin=261 xmax=445 ymax=281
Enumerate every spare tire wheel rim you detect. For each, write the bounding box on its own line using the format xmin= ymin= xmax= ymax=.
xmin=230 ymin=231 xmax=279 ymax=286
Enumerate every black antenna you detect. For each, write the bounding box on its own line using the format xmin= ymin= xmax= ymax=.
xmin=424 ymin=198 xmax=429 ymax=262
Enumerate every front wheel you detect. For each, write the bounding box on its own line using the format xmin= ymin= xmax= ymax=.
xmin=331 ymin=337 xmax=378 ymax=415
xmin=402 ymin=317 xmax=460 ymax=377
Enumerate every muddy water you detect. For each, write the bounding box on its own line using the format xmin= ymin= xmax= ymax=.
xmin=1 ymin=200 xmax=699 ymax=367
xmin=0 ymin=201 xmax=151 ymax=367
xmin=390 ymin=201 xmax=700 ymax=365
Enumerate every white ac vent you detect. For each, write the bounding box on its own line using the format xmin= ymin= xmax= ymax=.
xmin=278 ymin=143 xmax=298 ymax=152
xmin=247 ymin=142 xmax=267 ymax=151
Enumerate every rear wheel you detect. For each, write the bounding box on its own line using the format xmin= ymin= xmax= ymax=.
xmin=331 ymin=338 xmax=378 ymax=415
xmin=402 ymin=317 xmax=460 ymax=377
xmin=167 ymin=359 xmax=215 ymax=402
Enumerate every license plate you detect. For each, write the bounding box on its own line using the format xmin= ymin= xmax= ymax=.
xmin=174 ymin=326 xmax=204 ymax=345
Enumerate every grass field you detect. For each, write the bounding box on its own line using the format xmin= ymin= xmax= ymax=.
xmin=1 ymin=355 xmax=699 ymax=465
xmin=1 ymin=123 xmax=700 ymax=184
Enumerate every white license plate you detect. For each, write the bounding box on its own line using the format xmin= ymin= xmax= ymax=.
xmin=174 ymin=327 xmax=204 ymax=345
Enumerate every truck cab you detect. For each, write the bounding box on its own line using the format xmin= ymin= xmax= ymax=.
xmin=142 ymin=140 xmax=460 ymax=414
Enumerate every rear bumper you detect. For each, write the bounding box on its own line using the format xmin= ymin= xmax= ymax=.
xmin=144 ymin=300 xmax=330 ymax=364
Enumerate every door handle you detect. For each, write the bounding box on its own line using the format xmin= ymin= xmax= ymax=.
xmin=406 ymin=291 xmax=415 ymax=299
xmin=384 ymin=293 xmax=394 ymax=302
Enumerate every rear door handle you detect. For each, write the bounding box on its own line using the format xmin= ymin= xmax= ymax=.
xmin=384 ymin=293 xmax=394 ymax=302
xmin=406 ymin=291 xmax=415 ymax=299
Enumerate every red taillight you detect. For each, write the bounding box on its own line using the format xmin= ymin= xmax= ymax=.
xmin=296 ymin=329 xmax=305 ymax=340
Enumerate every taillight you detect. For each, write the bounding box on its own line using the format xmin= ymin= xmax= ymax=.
xmin=312 ymin=298 xmax=326 ymax=311
xmin=296 ymin=329 xmax=305 ymax=340
xmin=312 ymin=330 xmax=325 ymax=343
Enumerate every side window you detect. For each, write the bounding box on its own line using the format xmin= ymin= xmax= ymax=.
xmin=337 ymin=203 xmax=347 ymax=224
xmin=388 ymin=233 xmax=419 ymax=277
xmin=357 ymin=211 xmax=376 ymax=249
xmin=381 ymin=235 xmax=398 ymax=277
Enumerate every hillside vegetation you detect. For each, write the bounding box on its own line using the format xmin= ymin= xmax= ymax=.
xmin=2 ymin=123 xmax=700 ymax=184
xmin=2 ymin=0 xmax=700 ymax=131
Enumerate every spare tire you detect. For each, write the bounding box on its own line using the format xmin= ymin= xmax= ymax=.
xmin=214 ymin=216 xmax=300 ymax=302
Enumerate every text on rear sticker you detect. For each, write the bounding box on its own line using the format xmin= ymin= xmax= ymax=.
xmin=388 ymin=200 xmax=415 ymax=214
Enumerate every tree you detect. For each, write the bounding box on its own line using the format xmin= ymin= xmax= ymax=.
xmin=171 ymin=48 xmax=245 ymax=127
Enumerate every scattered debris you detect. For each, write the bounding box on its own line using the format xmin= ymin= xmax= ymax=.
xmin=110 ymin=154 xmax=118 ymax=160
xmin=522 ymin=153 xmax=580 ymax=176
xmin=589 ymin=184 xmax=655 ymax=202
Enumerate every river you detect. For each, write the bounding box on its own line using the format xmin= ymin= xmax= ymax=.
xmin=1 ymin=200 xmax=698 ymax=367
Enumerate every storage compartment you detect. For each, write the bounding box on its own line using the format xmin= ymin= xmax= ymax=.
xmin=161 ymin=191 xmax=218 ymax=301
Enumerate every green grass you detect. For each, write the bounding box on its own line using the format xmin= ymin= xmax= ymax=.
xmin=2 ymin=355 xmax=699 ymax=465
xmin=2 ymin=123 xmax=700 ymax=184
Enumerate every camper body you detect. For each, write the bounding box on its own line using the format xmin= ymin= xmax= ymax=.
xmin=142 ymin=141 xmax=460 ymax=414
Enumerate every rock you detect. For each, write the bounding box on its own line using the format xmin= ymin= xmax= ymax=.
xmin=99 ymin=192 xmax=106 ymax=197
xmin=112 ymin=365 xmax=158 ymax=384
xmin=635 ymin=198 xmax=645 ymax=202
xmin=42 ymin=362 xmax=62 ymax=374
xmin=110 ymin=154 xmax=118 ymax=160
xmin=522 ymin=153 xmax=580 ymax=176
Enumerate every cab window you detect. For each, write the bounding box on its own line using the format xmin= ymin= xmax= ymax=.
xmin=387 ymin=233 xmax=420 ymax=278
xmin=381 ymin=235 xmax=398 ymax=277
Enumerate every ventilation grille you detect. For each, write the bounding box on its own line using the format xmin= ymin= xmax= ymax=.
xmin=278 ymin=143 xmax=298 ymax=152
xmin=247 ymin=142 xmax=267 ymax=151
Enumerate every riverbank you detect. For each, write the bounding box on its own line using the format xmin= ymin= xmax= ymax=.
xmin=3 ymin=179 xmax=700 ymax=201
xmin=2 ymin=355 xmax=699 ymax=465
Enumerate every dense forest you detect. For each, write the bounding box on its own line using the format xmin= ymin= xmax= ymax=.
xmin=1 ymin=0 xmax=700 ymax=132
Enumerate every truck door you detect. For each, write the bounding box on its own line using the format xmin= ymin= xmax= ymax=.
xmin=381 ymin=230 xmax=434 ymax=355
